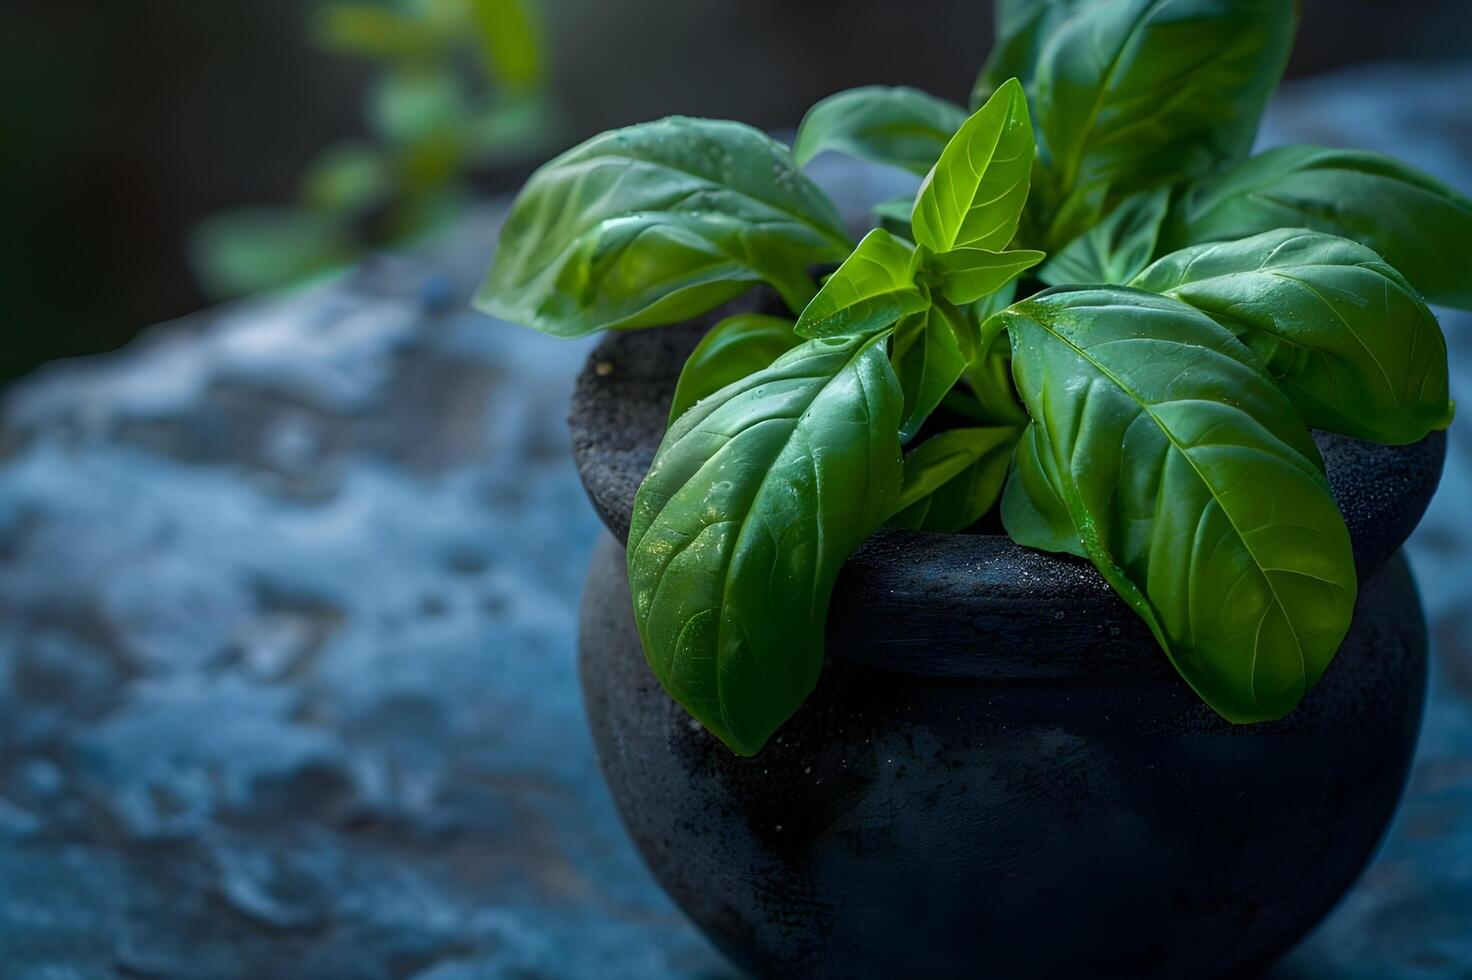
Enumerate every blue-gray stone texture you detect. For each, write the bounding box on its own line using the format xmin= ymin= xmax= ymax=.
xmin=1 ymin=63 xmax=1469 ymax=979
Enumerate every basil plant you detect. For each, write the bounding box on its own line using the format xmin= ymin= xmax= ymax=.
xmin=480 ymin=0 xmax=1466 ymax=755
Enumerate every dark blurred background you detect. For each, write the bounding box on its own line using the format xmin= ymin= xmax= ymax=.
xmin=4 ymin=0 xmax=1472 ymax=383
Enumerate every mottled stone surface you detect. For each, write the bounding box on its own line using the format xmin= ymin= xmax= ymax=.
xmin=0 ymin=64 xmax=1470 ymax=979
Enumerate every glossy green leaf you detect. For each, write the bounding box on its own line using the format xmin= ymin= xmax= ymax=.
xmin=924 ymin=246 xmax=1046 ymax=305
xmin=794 ymin=86 xmax=969 ymax=176
xmin=994 ymin=286 xmax=1357 ymax=723
xmin=795 ymin=229 xmax=929 ymax=339
xmin=628 ymin=332 xmax=903 ymax=755
xmin=1000 ymin=422 xmax=1084 ymax=557
xmin=1033 ymin=0 xmax=1296 ymax=245
xmin=912 ymin=78 xmax=1035 ymax=253
xmin=1133 ymin=229 xmax=1454 ymax=444
xmin=1039 ymin=189 xmax=1170 ymax=286
xmin=889 ymin=426 xmax=1020 ymax=532
xmin=1164 ymin=145 xmax=1472 ymax=311
xmin=960 ymin=284 xmax=1030 ymax=428
xmin=668 ymin=314 xmax=801 ymax=425
xmin=972 ymin=0 xmax=1090 ymax=109
xmin=892 ymin=306 xmax=966 ymax=443
xmin=478 ymin=117 xmax=852 ymax=337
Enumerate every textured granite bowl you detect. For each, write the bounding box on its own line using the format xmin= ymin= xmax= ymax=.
xmin=571 ymin=295 xmax=1446 ymax=980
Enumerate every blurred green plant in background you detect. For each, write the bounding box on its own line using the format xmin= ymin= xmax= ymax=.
xmin=191 ymin=0 xmax=556 ymax=299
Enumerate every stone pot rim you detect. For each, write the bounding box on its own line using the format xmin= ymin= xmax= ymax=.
xmin=568 ymin=292 xmax=1446 ymax=682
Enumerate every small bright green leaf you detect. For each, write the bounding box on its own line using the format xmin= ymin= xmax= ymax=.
xmin=795 ymin=229 xmax=929 ymax=339
xmin=892 ymin=307 xmax=966 ymax=443
xmin=1165 ymin=145 xmax=1472 ymax=311
xmin=478 ymin=117 xmax=852 ymax=337
xmin=471 ymin=0 xmax=545 ymax=90
xmin=889 ymin=426 xmax=1020 ymax=532
xmin=1132 ymin=229 xmax=1453 ymax=444
xmin=1039 ymin=189 xmax=1170 ymax=286
xmin=994 ymin=286 xmax=1356 ymax=723
xmin=925 ymin=247 xmax=1046 ymax=305
xmin=794 ymin=86 xmax=969 ymax=176
xmin=912 ymin=78 xmax=1035 ymax=253
xmin=963 ymin=283 xmax=1030 ymax=427
xmin=628 ymin=332 xmax=904 ymax=755
xmin=1033 ymin=0 xmax=1296 ymax=245
xmin=668 ymin=314 xmax=800 ymax=425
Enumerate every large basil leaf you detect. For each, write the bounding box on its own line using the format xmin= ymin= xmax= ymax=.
xmin=994 ymin=286 xmax=1356 ymax=723
xmin=913 ymin=78 xmax=1034 ymax=254
xmin=889 ymin=426 xmax=1020 ymax=532
xmin=793 ymin=86 xmax=969 ymax=176
xmin=1133 ymin=229 xmax=1454 ymax=444
xmin=668 ymin=314 xmax=800 ymax=425
xmin=795 ymin=229 xmax=929 ymax=339
xmin=628 ymin=332 xmax=903 ymax=755
xmin=893 ymin=305 xmax=966 ymax=443
xmin=1038 ymin=188 xmax=1170 ymax=286
xmin=1164 ymin=145 xmax=1472 ymax=311
xmin=478 ymin=117 xmax=852 ymax=337
xmin=1032 ymin=0 xmax=1296 ymax=245
xmin=971 ymin=0 xmax=1091 ymax=109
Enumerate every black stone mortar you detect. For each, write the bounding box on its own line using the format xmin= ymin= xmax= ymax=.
xmin=570 ymin=291 xmax=1446 ymax=980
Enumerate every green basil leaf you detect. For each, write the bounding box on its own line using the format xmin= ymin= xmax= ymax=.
xmin=794 ymin=86 xmax=969 ymax=176
xmin=1033 ymin=0 xmax=1295 ymax=244
xmin=1039 ymin=188 xmax=1170 ymax=286
xmin=668 ymin=314 xmax=801 ymax=425
xmin=872 ymin=196 xmax=916 ymax=238
xmin=478 ymin=117 xmax=852 ymax=337
xmin=913 ymin=78 xmax=1035 ymax=253
xmin=995 ymin=286 xmax=1356 ymax=723
xmin=962 ymin=284 xmax=1031 ymax=427
xmin=628 ymin=332 xmax=904 ymax=755
xmin=1164 ymin=145 xmax=1472 ymax=311
xmin=1000 ymin=422 xmax=1085 ymax=557
xmin=893 ymin=306 xmax=966 ymax=443
xmin=1133 ymin=229 xmax=1454 ymax=444
xmin=972 ymin=0 xmax=1090 ymax=110
xmin=889 ymin=426 xmax=1020 ymax=532
xmin=925 ymin=246 xmax=1046 ymax=305
xmin=795 ymin=229 xmax=929 ymax=339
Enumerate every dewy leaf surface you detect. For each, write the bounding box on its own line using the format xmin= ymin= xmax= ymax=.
xmin=794 ymin=85 xmax=969 ymax=176
xmin=795 ymin=229 xmax=929 ymax=339
xmin=1134 ymin=229 xmax=1453 ymax=444
xmin=477 ymin=116 xmax=852 ymax=336
xmin=668 ymin=314 xmax=801 ymax=425
xmin=1032 ymin=0 xmax=1295 ymax=244
xmin=628 ymin=332 xmax=903 ymax=755
xmin=995 ymin=286 xmax=1357 ymax=723
xmin=913 ymin=78 xmax=1035 ymax=254
xmin=1165 ymin=145 xmax=1472 ymax=311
